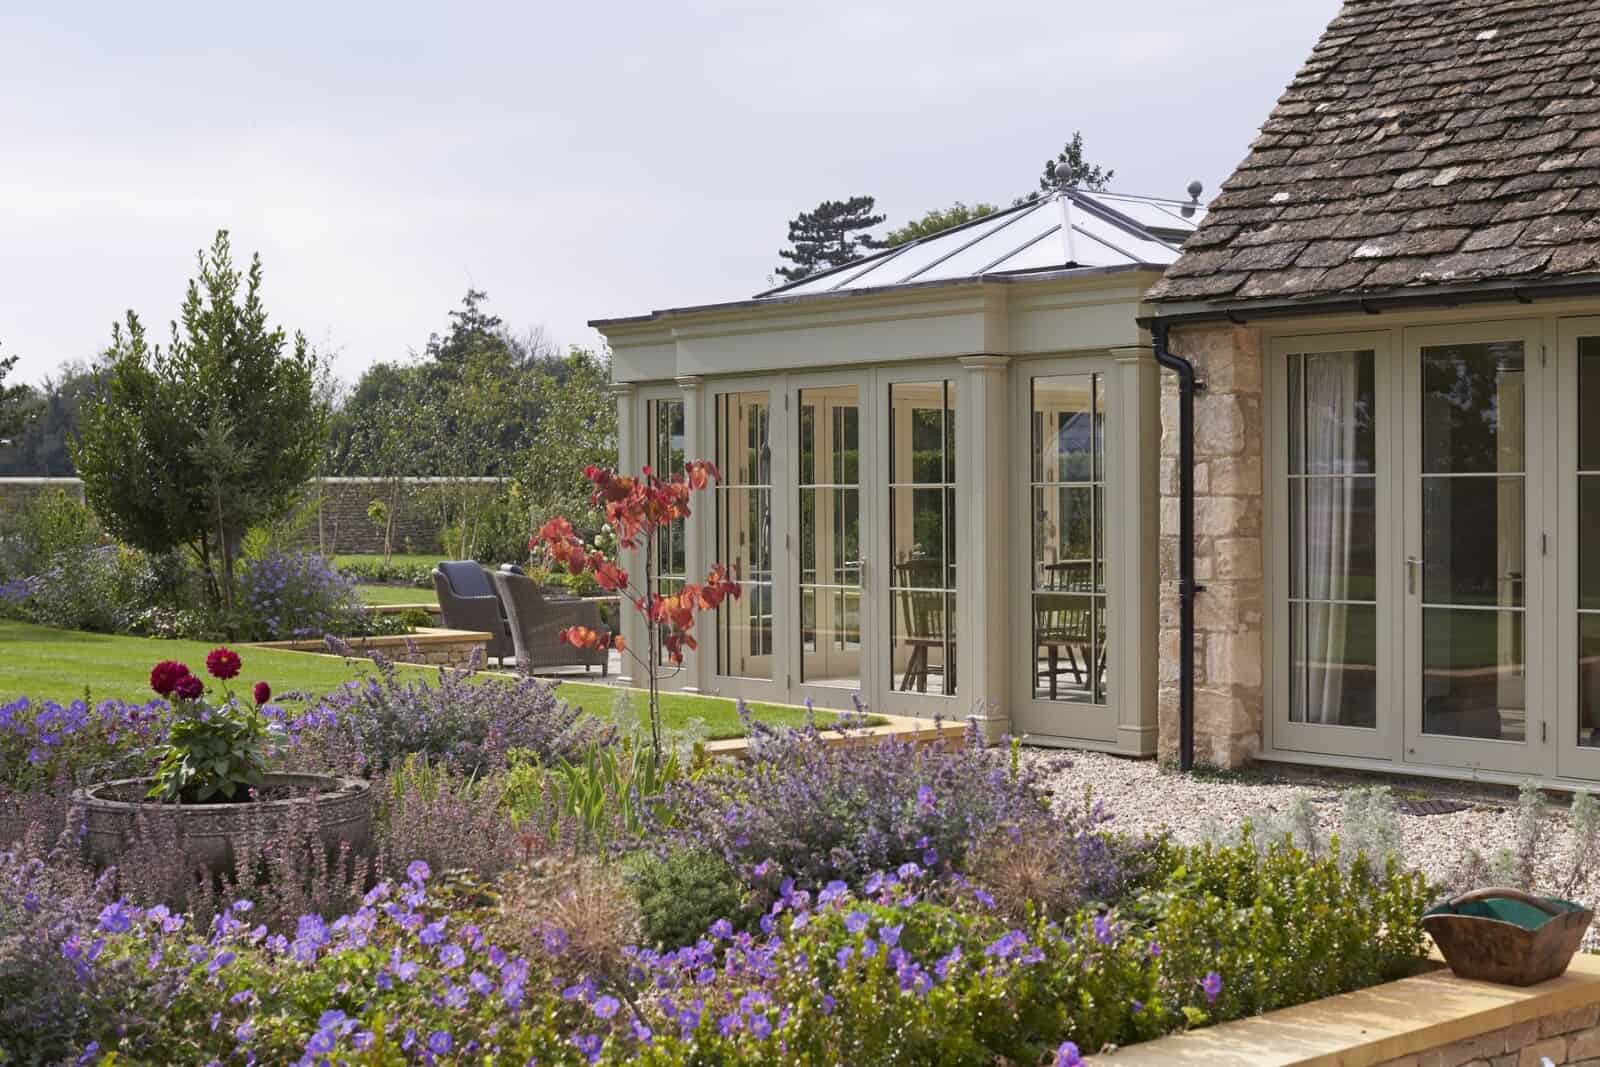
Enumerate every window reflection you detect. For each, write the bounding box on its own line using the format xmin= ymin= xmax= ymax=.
xmin=1286 ymin=350 xmax=1378 ymax=729
xmin=1579 ymin=339 xmax=1600 ymax=747
xmin=715 ymin=392 xmax=773 ymax=679
xmin=1030 ymin=374 xmax=1109 ymax=704
xmin=648 ymin=399 xmax=686 ymax=667
xmin=798 ymin=386 xmax=861 ymax=688
xmin=889 ymin=381 xmax=956 ymax=695
xmin=1418 ymin=341 xmax=1526 ymax=742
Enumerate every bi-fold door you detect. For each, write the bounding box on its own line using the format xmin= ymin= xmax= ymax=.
xmin=1270 ymin=317 xmax=1600 ymax=782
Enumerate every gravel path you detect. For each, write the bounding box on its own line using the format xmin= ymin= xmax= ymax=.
xmin=1024 ymin=749 xmax=1600 ymax=931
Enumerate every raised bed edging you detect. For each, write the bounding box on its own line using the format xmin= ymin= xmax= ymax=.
xmin=247 ymin=627 xmax=491 ymax=669
xmin=1091 ymin=951 xmax=1600 ymax=1066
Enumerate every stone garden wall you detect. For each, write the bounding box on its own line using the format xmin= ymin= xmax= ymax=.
xmin=0 ymin=476 xmax=502 ymax=556
xmin=1095 ymin=953 xmax=1600 ymax=1066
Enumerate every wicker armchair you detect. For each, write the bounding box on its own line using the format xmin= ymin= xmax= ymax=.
xmin=431 ymin=561 xmax=515 ymax=664
xmin=490 ymin=570 xmax=610 ymax=676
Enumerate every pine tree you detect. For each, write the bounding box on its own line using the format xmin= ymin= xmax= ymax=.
xmin=1037 ymin=131 xmax=1114 ymax=193
xmin=775 ymin=196 xmax=885 ymax=281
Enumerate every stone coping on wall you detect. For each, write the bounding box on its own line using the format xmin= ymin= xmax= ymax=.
xmin=1091 ymin=952 xmax=1600 ymax=1066
xmin=697 ymin=714 xmax=968 ymax=760
xmin=247 ymin=627 xmax=493 ymax=653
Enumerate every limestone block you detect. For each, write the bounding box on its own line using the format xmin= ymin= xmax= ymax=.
xmin=1209 ymin=456 xmax=1264 ymax=497
xmin=1568 ymin=1023 xmax=1600 ymax=1059
xmin=1543 ymin=1006 xmax=1600 ymax=1039
xmin=1215 ymin=537 xmax=1264 ymax=581
xmin=1418 ymin=1028 xmax=1507 ymax=1067
xmin=1516 ymin=1036 xmax=1566 ymax=1067
xmin=1195 ymin=395 xmax=1247 ymax=456
xmin=1196 ymin=496 xmax=1255 ymax=539
xmin=1504 ymin=1019 xmax=1540 ymax=1051
xmin=1207 ymin=631 xmax=1263 ymax=690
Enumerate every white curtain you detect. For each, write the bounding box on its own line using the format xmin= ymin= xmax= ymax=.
xmin=1302 ymin=354 xmax=1360 ymax=724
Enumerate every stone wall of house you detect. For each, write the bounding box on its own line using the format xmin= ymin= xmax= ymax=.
xmin=1373 ymin=1003 xmax=1600 ymax=1067
xmin=1158 ymin=323 xmax=1266 ymax=770
xmin=0 ymin=477 xmax=501 ymax=556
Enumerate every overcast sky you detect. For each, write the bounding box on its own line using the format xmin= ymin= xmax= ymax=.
xmin=0 ymin=1 xmax=1337 ymax=387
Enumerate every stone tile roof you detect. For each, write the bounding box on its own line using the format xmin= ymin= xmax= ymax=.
xmin=1147 ymin=0 xmax=1600 ymax=306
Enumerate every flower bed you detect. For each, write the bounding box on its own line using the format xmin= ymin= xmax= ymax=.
xmin=0 ymin=642 xmax=1442 ymax=1065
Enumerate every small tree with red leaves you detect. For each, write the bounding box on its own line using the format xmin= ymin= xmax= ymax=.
xmin=531 ymin=460 xmax=740 ymax=759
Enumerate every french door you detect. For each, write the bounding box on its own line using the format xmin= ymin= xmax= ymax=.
xmin=1402 ymin=323 xmax=1547 ymax=775
xmin=1270 ymin=317 xmax=1600 ymax=781
xmin=1558 ymin=319 xmax=1600 ymax=780
xmin=793 ymin=371 xmax=878 ymax=709
xmin=706 ymin=369 xmax=960 ymax=716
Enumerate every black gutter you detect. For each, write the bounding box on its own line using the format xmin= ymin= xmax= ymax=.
xmin=1151 ymin=321 xmax=1200 ymax=772
xmin=1137 ymin=273 xmax=1600 ymax=330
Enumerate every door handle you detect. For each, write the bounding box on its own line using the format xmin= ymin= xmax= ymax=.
xmin=1406 ymin=556 xmax=1425 ymax=595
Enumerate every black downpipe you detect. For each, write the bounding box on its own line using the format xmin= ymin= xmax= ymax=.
xmin=1151 ymin=322 xmax=1199 ymax=772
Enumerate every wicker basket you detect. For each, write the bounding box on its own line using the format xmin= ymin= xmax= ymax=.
xmin=1422 ymin=887 xmax=1592 ymax=986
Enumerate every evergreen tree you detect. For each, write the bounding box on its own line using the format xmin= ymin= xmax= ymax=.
xmin=883 ymin=201 xmax=1000 ymax=247
xmin=1037 ymin=131 xmax=1114 ymax=193
xmin=73 ymin=231 xmax=327 ymax=610
xmin=775 ymin=196 xmax=885 ymax=281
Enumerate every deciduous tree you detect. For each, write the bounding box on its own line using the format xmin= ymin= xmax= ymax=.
xmin=882 ymin=201 xmax=999 ymax=247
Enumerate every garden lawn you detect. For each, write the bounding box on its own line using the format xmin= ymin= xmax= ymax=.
xmin=0 ymin=621 xmax=844 ymax=739
xmin=354 ymin=584 xmax=438 ymax=606
xmin=332 ymin=553 xmax=439 ymax=572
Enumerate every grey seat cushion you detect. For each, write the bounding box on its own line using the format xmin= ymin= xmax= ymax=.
xmin=437 ymin=560 xmax=493 ymax=598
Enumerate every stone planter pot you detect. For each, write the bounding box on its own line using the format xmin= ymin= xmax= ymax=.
xmin=70 ymin=772 xmax=371 ymax=875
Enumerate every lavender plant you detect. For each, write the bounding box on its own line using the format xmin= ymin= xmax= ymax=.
xmin=276 ymin=651 xmax=609 ymax=776
xmin=665 ymin=712 xmax=1143 ymax=909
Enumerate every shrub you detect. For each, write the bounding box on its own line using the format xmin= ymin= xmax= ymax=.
xmin=280 ymin=653 xmax=608 ymax=776
xmin=8 ymin=542 xmax=153 ymax=633
xmin=0 ymin=488 xmax=100 ymax=581
xmin=238 ymin=550 xmax=368 ymax=641
xmin=668 ymin=717 xmax=1142 ymax=909
xmin=627 ymin=844 xmax=747 ymax=950
xmin=334 ymin=556 xmax=434 ymax=588
xmin=1137 ymin=835 xmax=1432 ymax=1022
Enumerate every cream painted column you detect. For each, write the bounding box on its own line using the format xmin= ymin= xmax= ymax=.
xmin=1110 ymin=345 xmax=1160 ymax=756
xmin=958 ymin=355 xmax=1011 ymax=742
xmin=611 ymin=382 xmax=644 ymax=687
xmin=676 ymin=375 xmax=708 ymax=692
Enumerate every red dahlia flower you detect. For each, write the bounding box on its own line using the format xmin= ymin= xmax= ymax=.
xmin=173 ymin=673 xmax=205 ymax=701
xmin=252 ymin=681 xmax=271 ymax=706
xmin=205 ymin=647 xmax=242 ymax=680
xmin=150 ymin=660 xmax=191 ymax=697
